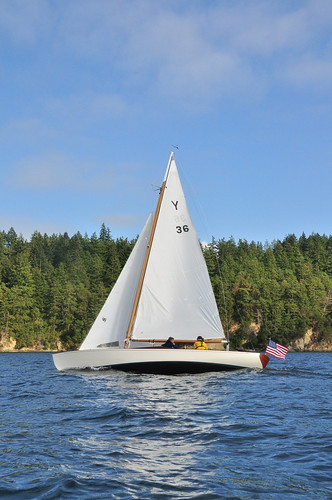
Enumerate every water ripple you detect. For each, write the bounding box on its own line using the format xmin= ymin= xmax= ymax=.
xmin=0 ymin=352 xmax=331 ymax=498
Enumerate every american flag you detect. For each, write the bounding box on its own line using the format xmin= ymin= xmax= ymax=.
xmin=266 ymin=340 xmax=288 ymax=360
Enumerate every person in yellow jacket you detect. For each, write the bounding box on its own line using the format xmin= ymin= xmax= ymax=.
xmin=193 ymin=336 xmax=208 ymax=350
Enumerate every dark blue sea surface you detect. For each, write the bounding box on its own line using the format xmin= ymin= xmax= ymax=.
xmin=0 ymin=352 xmax=331 ymax=499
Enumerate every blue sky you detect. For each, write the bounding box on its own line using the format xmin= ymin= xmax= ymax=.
xmin=1 ymin=0 xmax=331 ymax=245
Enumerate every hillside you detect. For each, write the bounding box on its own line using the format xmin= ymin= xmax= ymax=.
xmin=0 ymin=227 xmax=331 ymax=351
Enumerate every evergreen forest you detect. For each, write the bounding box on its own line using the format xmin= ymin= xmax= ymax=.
xmin=0 ymin=225 xmax=331 ymax=351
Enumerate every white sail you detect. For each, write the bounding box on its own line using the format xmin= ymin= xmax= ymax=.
xmin=131 ymin=156 xmax=224 ymax=342
xmin=53 ymin=154 xmax=269 ymax=373
xmin=80 ymin=214 xmax=153 ymax=350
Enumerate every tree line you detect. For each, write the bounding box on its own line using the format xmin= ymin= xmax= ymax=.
xmin=0 ymin=225 xmax=331 ymax=350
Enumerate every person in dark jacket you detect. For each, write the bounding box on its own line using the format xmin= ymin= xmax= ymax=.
xmin=162 ymin=337 xmax=178 ymax=348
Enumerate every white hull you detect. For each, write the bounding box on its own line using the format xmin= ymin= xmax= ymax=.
xmin=53 ymin=348 xmax=269 ymax=373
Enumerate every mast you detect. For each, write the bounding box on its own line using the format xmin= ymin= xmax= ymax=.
xmin=124 ymin=153 xmax=173 ymax=348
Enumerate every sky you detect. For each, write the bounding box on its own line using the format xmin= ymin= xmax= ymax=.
xmin=1 ymin=0 xmax=331 ymax=245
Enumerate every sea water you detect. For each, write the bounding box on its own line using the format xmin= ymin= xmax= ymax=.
xmin=0 ymin=352 xmax=331 ymax=499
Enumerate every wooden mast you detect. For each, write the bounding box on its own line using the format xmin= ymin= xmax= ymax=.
xmin=124 ymin=153 xmax=173 ymax=348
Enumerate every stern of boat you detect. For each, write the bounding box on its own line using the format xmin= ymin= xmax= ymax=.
xmin=260 ymin=353 xmax=270 ymax=369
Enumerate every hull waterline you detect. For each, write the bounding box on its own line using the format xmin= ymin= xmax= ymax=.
xmin=53 ymin=349 xmax=269 ymax=373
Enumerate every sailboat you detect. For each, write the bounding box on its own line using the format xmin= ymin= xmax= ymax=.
xmin=53 ymin=153 xmax=269 ymax=373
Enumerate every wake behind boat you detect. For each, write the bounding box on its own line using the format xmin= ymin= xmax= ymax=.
xmin=53 ymin=153 xmax=269 ymax=373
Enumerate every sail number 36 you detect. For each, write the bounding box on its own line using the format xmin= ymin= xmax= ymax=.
xmin=176 ymin=225 xmax=189 ymax=233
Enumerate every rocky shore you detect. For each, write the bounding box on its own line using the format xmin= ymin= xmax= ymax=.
xmin=0 ymin=332 xmax=331 ymax=353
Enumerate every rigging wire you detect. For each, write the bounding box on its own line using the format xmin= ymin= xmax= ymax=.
xmin=211 ymin=239 xmax=230 ymax=343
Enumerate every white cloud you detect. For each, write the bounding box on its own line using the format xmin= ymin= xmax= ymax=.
xmin=281 ymin=55 xmax=332 ymax=87
xmin=209 ymin=3 xmax=311 ymax=56
xmin=56 ymin=0 xmax=332 ymax=99
xmin=96 ymin=213 xmax=144 ymax=230
xmin=43 ymin=92 xmax=129 ymax=123
xmin=0 ymin=215 xmax=75 ymax=240
xmin=0 ymin=0 xmax=52 ymax=44
xmin=1 ymin=118 xmax=56 ymax=144
xmin=1 ymin=0 xmax=332 ymax=107
xmin=4 ymin=152 xmax=149 ymax=199
xmin=6 ymin=152 xmax=117 ymax=192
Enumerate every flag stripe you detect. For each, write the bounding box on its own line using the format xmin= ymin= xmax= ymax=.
xmin=266 ymin=348 xmax=286 ymax=359
xmin=265 ymin=341 xmax=288 ymax=360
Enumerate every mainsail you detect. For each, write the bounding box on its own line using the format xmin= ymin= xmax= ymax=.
xmin=131 ymin=155 xmax=224 ymax=342
xmin=80 ymin=153 xmax=224 ymax=350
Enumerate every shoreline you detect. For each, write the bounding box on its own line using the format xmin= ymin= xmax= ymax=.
xmin=1 ymin=348 xmax=331 ymax=354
